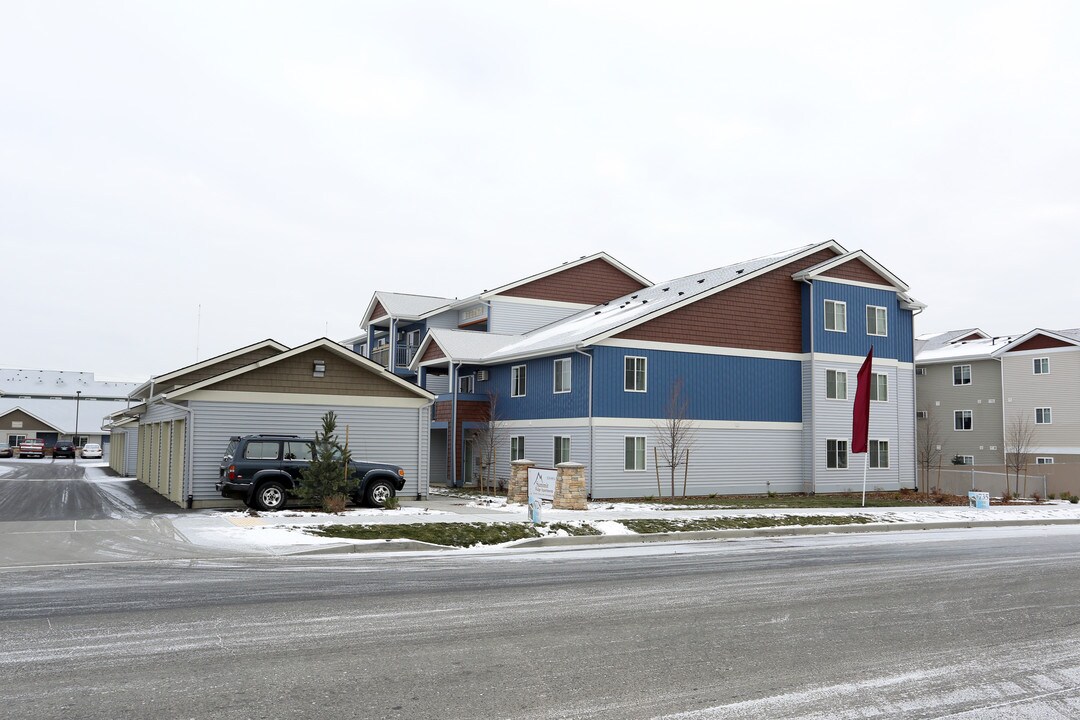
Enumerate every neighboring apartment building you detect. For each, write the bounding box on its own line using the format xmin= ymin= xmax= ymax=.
xmin=356 ymin=242 xmax=923 ymax=498
xmin=0 ymin=368 xmax=138 ymax=450
xmin=915 ymin=327 xmax=1080 ymax=484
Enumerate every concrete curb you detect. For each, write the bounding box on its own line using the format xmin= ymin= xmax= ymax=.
xmin=284 ymin=517 xmax=1080 ymax=554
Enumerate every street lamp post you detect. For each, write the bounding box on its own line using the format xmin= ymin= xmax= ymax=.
xmin=74 ymin=390 xmax=82 ymax=461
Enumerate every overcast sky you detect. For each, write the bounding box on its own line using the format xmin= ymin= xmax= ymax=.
xmin=3 ymin=1 xmax=1078 ymax=380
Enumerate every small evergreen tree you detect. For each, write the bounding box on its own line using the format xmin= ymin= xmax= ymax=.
xmin=298 ymin=411 xmax=356 ymax=512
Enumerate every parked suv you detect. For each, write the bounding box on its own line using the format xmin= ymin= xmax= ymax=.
xmin=215 ymin=434 xmax=407 ymax=511
xmin=52 ymin=440 xmax=77 ymax=459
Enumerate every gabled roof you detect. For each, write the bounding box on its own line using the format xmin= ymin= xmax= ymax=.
xmin=992 ymin=328 xmax=1080 ymax=357
xmin=412 ymin=329 xmax=522 ymax=368
xmin=915 ymin=331 xmax=1017 ymax=364
xmin=477 ymin=251 xmax=651 ymax=300
xmin=409 ymin=241 xmax=856 ymax=365
xmin=0 ymin=405 xmax=64 ymax=432
xmin=160 ymin=338 xmax=434 ymax=402
xmin=361 ymin=292 xmax=455 ymax=326
xmin=791 ymin=249 xmax=909 ymax=291
xmin=130 ymin=339 xmax=289 ymax=399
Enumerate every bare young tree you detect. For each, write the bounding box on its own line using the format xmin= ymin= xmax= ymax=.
xmin=1003 ymin=414 xmax=1037 ymax=497
xmin=473 ymin=390 xmax=509 ymax=495
xmin=653 ymin=378 xmax=695 ymax=500
xmin=916 ymin=410 xmax=942 ymax=496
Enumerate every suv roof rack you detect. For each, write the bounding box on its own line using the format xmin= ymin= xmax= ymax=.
xmin=252 ymin=434 xmax=302 ymax=438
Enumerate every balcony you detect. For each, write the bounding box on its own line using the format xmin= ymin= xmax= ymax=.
xmin=370 ymin=345 xmax=419 ymax=370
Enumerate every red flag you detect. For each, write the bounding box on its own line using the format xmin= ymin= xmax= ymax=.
xmin=852 ymin=346 xmax=874 ymax=454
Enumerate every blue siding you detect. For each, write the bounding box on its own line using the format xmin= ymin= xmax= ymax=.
xmin=592 ymin=347 xmax=802 ymax=422
xmin=476 ymin=355 xmax=589 ymax=420
xmin=813 ymin=280 xmax=910 ymax=360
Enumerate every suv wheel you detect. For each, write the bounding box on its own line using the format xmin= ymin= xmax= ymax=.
xmin=364 ymin=479 xmax=395 ymax=508
xmin=254 ymin=481 xmax=288 ymax=511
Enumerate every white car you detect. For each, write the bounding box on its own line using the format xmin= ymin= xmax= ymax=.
xmin=80 ymin=443 xmax=103 ymax=459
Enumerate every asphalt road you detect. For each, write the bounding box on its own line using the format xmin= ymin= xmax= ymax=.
xmin=2 ymin=527 xmax=1080 ymax=719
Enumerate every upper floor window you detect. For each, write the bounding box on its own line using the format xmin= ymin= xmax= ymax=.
xmin=511 ymin=365 xmax=527 ymax=397
xmin=624 ymin=356 xmax=647 ymax=392
xmin=826 ymin=369 xmax=847 ymax=400
xmin=1036 ymin=456 xmax=1055 ymax=465
xmin=1035 ymin=407 xmax=1052 ymax=424
xmin=510 ymin=436 xmax=525 ymax=461
xmin=953 ymin=365 xmax=971 ymax=386
xmin=458 ymin=374 xmax=475 ymax=394
xmin=954 ymin=410 xmax=973 ymax=431
xmin=866 ymin=306 xmax=888 ymax=337
xmin=406 ymin=329 xmax=421 ymax=347
xmin=553 ymin=358 xmax=572 ymax=394
xmin=824 ymin=300 xmax=847 ymax=333
xmin=869 ymin=439 xmax=889 ymax=469
xmin=870 ymin=372 xmax=888 ymax=402
xmin=1033 ymin=357 xmax=1050 ymax=375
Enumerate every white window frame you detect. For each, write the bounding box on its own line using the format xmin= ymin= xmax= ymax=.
xmin=406 ymin=329 xmax=421 ymax=347
xmin=953 ymin=365 xmax=971 ymax=386
xmin=870 ymin=372 xmax=888 ymax=402
xmin=824 ymin=300 xmax=847 ymax=333
xmin=957 ymin=455 xmax=974 ymax=466
xmin=458 ymin=374 xmax=475 ymax=394
xmin=624 ymin=356 xmax=647 ymax=393
xmin=510 ymin=436 xmax=525 ymax=462
xmin=1036 ymin=456 xmax=1054 ymax=465
xmin=826 ymin=438 xmax=848 ymax=469
xmin=826 ymin=369 xmax=847 ymax=400
xmin=624 ymin=436 xmax=646 ymax=471
xmin=511 ymin=365 xmax=527 ymax=398
xmin=954 ymin=410 xmax=973 ymax=431
xmin=1033 ymin=357 xmax=1050 ymax=375
xmin=553 ymin=436 xmax=571 ymax=465
xmin=869 ymin=439 xmax=889 ymax=469
xmin=1035 ymin=407 xmax=1052 ymax=425
xmin=866 ymin=305 xmax=888 ymax=337
xmin=553 ymin=358 xmax=572 ymax=394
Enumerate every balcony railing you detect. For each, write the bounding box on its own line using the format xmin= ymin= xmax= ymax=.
xmin=370 ymin=345 xmax=419 ymax=370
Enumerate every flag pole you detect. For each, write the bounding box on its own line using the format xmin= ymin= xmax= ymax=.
xmin=861 ymin=451 xmax=868 ymax=507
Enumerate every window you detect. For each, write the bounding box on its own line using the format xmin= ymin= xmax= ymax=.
xmin=624 ymin=436 xmax=646 ymax=471
xmin=406 ymin=329 xmax=421 ymax=347
xmin=553 ymin=436 xmax=571 ymax=465
xmin=553 ymin=358 xmax=572 ymax=394
xmin=952 ymin=365 xmax=971 ymax=386
xmin=826 ymin=369 xmax=847 ymax=400
xmin=458 ymin=374 xmax=475 ymax=394
xmin=869 ymin=440 xmax=889 ymax=469
xmin=1036 ymin=456 xmax=1054 ymax=465
xmin=954 ymin=410 xmax=973 ymax=431
xmin=624 ymin=356 xmax=647 ymax=392
xmin=827 ymin=439 xmax=848 ymax=469
xmin=870 ymin=373 xmax=888 ymax=402
xmin=956 ymin=455 xmax=974 ymax=466
xmin=511 ymin=365 xmax=527 ymax=397
xmin=1033 ymin=357 xmax=1050 ymax=375
xmin=1035 ymin=407 xmax=1052 ymax=424
xmin=866 ymin=306 xmax=888 ymax=336
xmin=824 ymin=300 xmax=847 ymax=332
xmin=244 ymin=441 xmax=280 ymax=460
xmin=510 ymin=436 xmax=525 ymax=461
xmin=284 ymin=441 xmax=313 ymax=462
xmin=74 ymin=436 xmax=89 ymax=447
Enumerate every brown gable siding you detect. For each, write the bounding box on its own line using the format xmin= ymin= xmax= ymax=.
xmin=819 ymin=258 xmax=893 ymax=286
xmin=1 ymin=408 xmax=58 ymax=431
xmin=421 ymin=342 xmax=447 ymax=363
xmin=499 ymin=258 xmax=647 ymax=305
xmin=369 ymin=300 xmax=388 ymax=321
xmin=205 ymin=349 xmax=418 ymax=398
xmin=614 ymin=249 xmax=837 ymax=353
xmin=165 ymin=347 xmax=284 ymax=392
xmin=957 ymin=333 xmax=985 ymax=342
xmin=1009 ymin=335 xmax=1075 ymax=352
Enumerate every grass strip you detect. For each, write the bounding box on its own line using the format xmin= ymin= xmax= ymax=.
xmin=617 ymin=514 xmax=872 ymax=534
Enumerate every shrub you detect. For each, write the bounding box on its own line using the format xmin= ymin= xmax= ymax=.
xmin=1048 ymin=493 xmax=1057 ymax=500
xmin=1071 ymin=495 xmax=1079 ymax=505
xmin=298 ymin=411 xmax=358 ymax=509
xmin=1032 ymin=491 xmax=1043 ymax=504
xmin=383 ymin=495 xmax=400 ymax=510
xmin=1001 ymin=488 xmax=1013 ymax=504
xmin=322 ymin=493 xmax=348 ymax=514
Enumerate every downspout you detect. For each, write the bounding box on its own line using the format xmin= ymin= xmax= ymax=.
xmin=157 ymin=398 xmax=195 ymax=509
xmin=802 ymin=279 xmax=816 ymax=494
xmin=574 ymin=347 xmax=594 ymax=499
xmin=450 ymin=361 xmax=461 ymax=487
xmin=418 ymin=397 xmax=435 ymax=499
